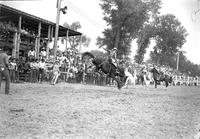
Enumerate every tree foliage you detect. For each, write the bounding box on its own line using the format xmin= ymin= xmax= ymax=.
xmin=153 ymin=14 xmax=187 ymax=64
xmin=96 ymin=0 xmax=200 ymax=76
xmin=134 ymin=24 xmax=155 ymax=63
xmin=134 ymin=13 xmax=200 ymax=76
xmin=135 ymin=14 xmax=188 ymax=65
xmin=176 ymin=52 xmax=200 ymax=76
xmin=97 ymin=0 xmax=161 ymax=58
xmin=63 ymin=21 xmax=91 ymax=49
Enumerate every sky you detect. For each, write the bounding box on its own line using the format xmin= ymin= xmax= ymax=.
xmin=1 ymin=0 xmax=200 ymax=64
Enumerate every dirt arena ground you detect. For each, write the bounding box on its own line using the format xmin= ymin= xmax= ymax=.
xmin=0 ymin=82 xmax=200 ymax=139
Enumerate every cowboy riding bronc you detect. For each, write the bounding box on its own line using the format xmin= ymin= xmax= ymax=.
xmin=103 ymin=47 xmax=119 ymax=73
xmin=82 ymin=48 xmax=125 ymax=89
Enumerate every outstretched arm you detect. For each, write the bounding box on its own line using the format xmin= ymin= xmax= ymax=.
xmin=154 ymin=68 xmax=160 ymax=74
xmin=102 ymin=47 xmax=110 ymax=53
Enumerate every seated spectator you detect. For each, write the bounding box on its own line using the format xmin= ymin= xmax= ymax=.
xmin=38 ymin=58 xmax=46 ymax=83
xmin=40 ymin=48 xmax=46 ymax=59
xmin=28 ymin=48 xmax=36 ymax=61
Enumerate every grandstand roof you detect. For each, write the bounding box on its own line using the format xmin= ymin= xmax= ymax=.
xmin=0 ymin=4 xmax=82 ymax=38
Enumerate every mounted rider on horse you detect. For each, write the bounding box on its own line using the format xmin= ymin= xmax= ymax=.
xmin=82 ymin=48 xmax=125 ymax=89
xmin=140 ymin=63 xmax=148 ymax=74
xmin=102 ymin=47 xmax=120 ymax=74
xmin=150 ymin=64 xmax=173 ymax=88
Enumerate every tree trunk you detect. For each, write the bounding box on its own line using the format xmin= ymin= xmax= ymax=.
xmin=114 ymin=27 xmax=121 ymax=50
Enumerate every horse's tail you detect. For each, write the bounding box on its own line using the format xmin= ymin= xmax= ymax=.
xmin=82 ymin=52 xmax=95 ymax=60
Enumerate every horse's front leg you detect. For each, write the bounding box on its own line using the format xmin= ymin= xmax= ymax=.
xmin=141 ymin=76 xmax=144 ymax=86
xmin=165 ymin=80 xmax=169 ymax=87
xmin=110 ymin=74 xmax=123 ymax=90
xmin=155 ymin=80 xmax=157 ymax=88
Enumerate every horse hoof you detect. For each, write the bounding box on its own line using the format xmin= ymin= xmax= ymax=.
xmin=118 ymin=84 xmax=123 ymax=90
xmin=117 ymin=85 xmax=121 ymax=90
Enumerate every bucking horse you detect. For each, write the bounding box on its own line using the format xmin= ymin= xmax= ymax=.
xmin=149 ymin=67 xmax=173 ymax=88
xmin=82 ymin=52 xmax=125 ymax=89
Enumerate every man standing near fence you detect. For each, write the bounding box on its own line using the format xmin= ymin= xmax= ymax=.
xmin=0 ymin=48 xmax=10 ymax=95
xmin=51 ymin=60 xmax=60 ymax=85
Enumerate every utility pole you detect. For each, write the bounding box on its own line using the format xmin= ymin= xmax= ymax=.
xmin=53 ymin=0 xmax=67 ymax=61
xmin=53 ymin=0 xmax=61 ymax=61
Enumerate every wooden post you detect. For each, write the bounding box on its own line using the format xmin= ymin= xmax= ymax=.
xmin=16 ymin=15 xmax=22 ymax=59
xmin=46 ymin=26 xmax=54 ymax=59
xmin=34 ymin=37 xmax=38 ymax=59
xmin=46 ymin=25 xmax=51 ymax=59
xmin=79 ymin=35 xmax=82 ymax=53
xmin=50 ymin=26 xmax=54 ymax=40
xmin=65 ymin=29 xmax=69 ymax=52
xmin=12 ymin=32 xmax=17 ymax=58
xmin=36 ymin=22 xmax=41 ymax=59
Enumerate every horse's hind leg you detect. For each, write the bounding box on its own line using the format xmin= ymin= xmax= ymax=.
xmin=165 ymin=81 xmax=169 ymax=87
xmin=155 ymin=80 xmax=157 ymax=88
xmin=110 ymin=75 xmax=123 ymax=90
xmin=141 ymin=76 xmax=144 ymax=86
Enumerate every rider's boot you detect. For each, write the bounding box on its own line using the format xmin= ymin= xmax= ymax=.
xmin=110 ymin=62 xmax=120 ymax=76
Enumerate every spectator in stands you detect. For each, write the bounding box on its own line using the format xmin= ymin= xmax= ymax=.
xmin=40 ymin=48 xmax=46 ymax=60
xmin=28 ymin=48 xmax=36 ymax=61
